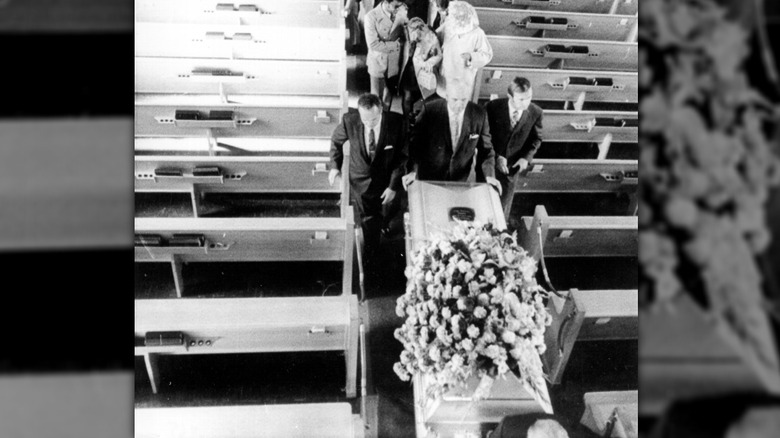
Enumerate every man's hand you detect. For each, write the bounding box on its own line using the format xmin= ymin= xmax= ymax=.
xmin=381 ymin=188 xmax=397 ymax=205
xmin=460 ymin=52 xmax=472 ymax=67
xmin=497 ymin=156 xmax=509 ymax=175
xmin=328 ymin=168 xmax=341 ymax=186
xmin=342 ymin=9 xmax=350 ymax=18
xmin=486 ymin=176 xmax=502 ymax=196
xmin=402 ymin=172 xmax=417 ymax=190
xmin=512 ymin=158 xmax=529 ymax=172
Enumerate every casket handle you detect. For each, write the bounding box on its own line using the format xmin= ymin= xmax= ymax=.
xmin=556 ymin=309 xmax=576 ymax=356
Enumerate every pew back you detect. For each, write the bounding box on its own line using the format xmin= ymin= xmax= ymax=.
xmin=519 ymin=205 xmax=638 ymax=258
xmin=474 ymin=67 xmax=637 ymax=104
xmin=465 ymin=0 xmax=637 ymax=15
xmin=542 ymin=110 xmax=637 ymax=143
xmin=134 ymin=217 xmax=350 ymax=263
xmin=135 ymin=0 xmax=343 ymax=29
xmin=514 ymin=159 xmax=637 ymax=193
xmin=136 ymin=23 xmax=345 ymax=61
xmin=488 ymin=36 xmax=638 ymax=71
xmin=136 ymin=57 xmax=347 ymax=97
xmin=134 ymin=93 xmax=347 ymax=138
xmin=570 ymin=289 xmax=638 ymax=341
xmin=135 ymin=403 xmax=357 ymax=438
xmin=477 ymin=8 xmax=637 ymax=41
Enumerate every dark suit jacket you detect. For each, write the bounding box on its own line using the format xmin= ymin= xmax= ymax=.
xmin=329 ymin=109 xmax=408 ymax=216
xmin=485 ymin=98 xmax=543 ymax=175
xmin=410 ymin=99 xmax=495 ymax=182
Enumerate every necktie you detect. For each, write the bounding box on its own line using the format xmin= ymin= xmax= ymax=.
xmin=368 ymin=128 xmax=376 ymax=161
xmin=511 ymin=110 xmax=520 ymax=129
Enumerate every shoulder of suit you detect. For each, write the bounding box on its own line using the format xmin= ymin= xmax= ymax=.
xmin=468 ymin=102 xmax=487 ymax=117
xmin=344 ymin=111 xmax=361 ymax=125
xmin=384 ymin=111 xmax=405 ymax=125
xmin=486 ymin=98 xmax=508 ymax=110
xmin=530 ymin=102 xmax=543 ymax=115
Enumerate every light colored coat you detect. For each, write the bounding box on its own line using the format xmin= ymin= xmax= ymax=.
xmin=400 ymin=29 xmax=443 ymax=99
xmin=364 ymin=4 xmax=405 ymax=78
xmin=437 ymin=26 xmax=492 ymax=97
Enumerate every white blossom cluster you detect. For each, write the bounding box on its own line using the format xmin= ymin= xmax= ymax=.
xmin=393 ymin=221 xmax=552 ymax=400
xmin=640 ymin=0 xmax=780 ymax=366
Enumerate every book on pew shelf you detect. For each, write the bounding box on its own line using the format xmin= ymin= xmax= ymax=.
xmin=135 ymin=234 xmax=164 ymax=247
xmin=144 ymin=331 xmax=185 ymax=347
xmin=168 ymin=234 xmax=206 ymax=247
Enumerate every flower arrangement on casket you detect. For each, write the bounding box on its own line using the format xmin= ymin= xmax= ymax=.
xmin=393 ymin=221 xmax=553 ymax=402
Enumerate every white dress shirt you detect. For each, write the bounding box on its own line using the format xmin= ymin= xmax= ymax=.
xmin=363 ymin=114 xmax=382 ymax=156
xmin=448 ymin=108 xmax=465 ymax=152
xmin=508 ymin=99 xmax=524 ymax=129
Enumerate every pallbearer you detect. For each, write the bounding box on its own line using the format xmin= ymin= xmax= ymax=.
xmin=329 ymin=93 xmax=409 ymax=269
xmin=485 ymin=77 xmax=544 ymax=222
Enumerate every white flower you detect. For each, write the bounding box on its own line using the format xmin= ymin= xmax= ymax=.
xmin=481 ymin=331 xmax=496 ymax=344
xmin=477 ymin=293 xmax=490 ymax=307
xmin=505 ymin=318 xmax=521 ymax=332
xmin=467 ymin=325 xmax=480 ymax=338
xmin=461 ymin=339 xmax=474 ymax=351
xmin=496 ymin=360 xmax=509 ymax=375
xmin=429 ymin=315 xmax=440 ymax=329
xmin=429 ymin=346 xmax=441 ymax=362
xmin=473 ymin=306 xmax=487 ymax=319
xmin=450 ymin=354 xmax=464 ymax=368
xmin=441 ymin=307 xmax=452 ymax=319
xmin=502 ymin=331 xmax=517 ymax=344
xmin=485 ymin=345 xmax=500 ymax=359
xmin=457 ymin=260 xmax=471 ymax=273
xmin=394 ymin=362 xmax=411 ymax=381
xmin=452 ymin=285 xmax=462 ymax=296
xmin=436 ymin=325 xmax=452 ymax=345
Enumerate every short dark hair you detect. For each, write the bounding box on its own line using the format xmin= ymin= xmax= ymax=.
xmin=436 ymin=0 xmax=449 ymax=9
xmin=357 ymin=93 xmax=382 ymax=110
xmin=508 ymin=77 xmax=532 ymax=96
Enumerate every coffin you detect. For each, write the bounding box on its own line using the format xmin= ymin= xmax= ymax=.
xmin=404 ymin=181 xmax=586 ymax=436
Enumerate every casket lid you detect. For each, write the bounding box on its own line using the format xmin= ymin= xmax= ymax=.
xmin=407 ymin=181 xmax=506 ymax=254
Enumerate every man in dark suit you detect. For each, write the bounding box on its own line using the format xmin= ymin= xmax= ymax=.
xmin=329 ymin=93 xmax=408 ymax=263
xmin=485 ymin=77 xmax=543 ymax=220
xmin=403 ymin=80 xmax=500 ymax=193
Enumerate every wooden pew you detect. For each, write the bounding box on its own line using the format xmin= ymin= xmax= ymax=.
xmin=464 ymin=0 xmax=637 ymax=15
xmin=0 ymin=373 xmax=133 ymax=438
xmin=0 ymin=120 xmax=133 ymax=251
xmin=135 ymin=0 xmax=344 ymax=29
xmin=0 ymin=0 xmax=133 ymax=31
xmin=640 ymin=294 xmax=780 ymax=416
xmin=134 ymin=295 xmax=359 ymax=397
xmin=135 ymin=23 xmax=345 ymax=61
xmin=488 ymin=36 xmax=638 ymax=72
xmin=135 ymin=214 xmax=354 ymax=297
xmin=541 ymin=110 xmax=637 ymax=154
xmin=476 ymin=8 xmax=638 ymax=42
xmin=135 ymin=153 xmax=350 ymax=218
xmin=134 ymin=93 xmax=348 ymax=138
xmin=513 ymin=159 xmax=637 ymax=194
xmin=569 ymin=289 xmax=638 ymax=341
xmin=580 ymin=391 xmax=638 ymax=438
xmin=518 ymin=205 xmax=637 ymax=259
xmin=473 ymin=67 xmax=637 ymax=106
xmin=136 ymin=57 xmax=348 ymax=97
xmin=134 ymin=137 xmax=330 ymax=155
xmin=135 ymin=404 xmax=363 ymax=438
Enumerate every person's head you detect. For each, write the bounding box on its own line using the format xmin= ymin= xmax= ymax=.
xmin=357 ymin=93 xmax=383 ymax=129
xmin=382 ymin=0 xmax=405 ymax=14
xmin=446 ymin=81 xmax=472 ymax=114
xmin=507 ymin=77 xmax=533 ymax=111
xmin=527 ymin=419 xmax=569 ymax=438
xmin=446 ymin=1 xmax=479 ymax=35
xmin=407 ymin=17 xmax=428 ymax=42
